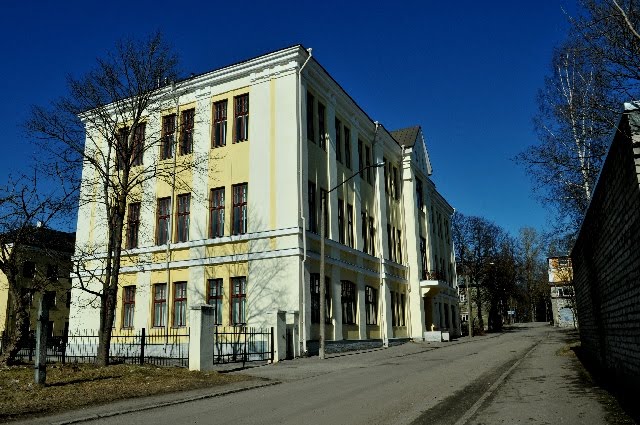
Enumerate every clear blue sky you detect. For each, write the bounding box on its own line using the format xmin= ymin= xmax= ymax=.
xmin=0 ymin=0 xmax=577 ymax=236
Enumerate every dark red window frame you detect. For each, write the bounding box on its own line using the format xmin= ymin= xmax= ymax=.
xmin=122 ymin=286 xmax=136 ymax=329
xmin=161 ymin=114 xmax=176 ymax=160
xmin=180 ymin=108 xmax=194 ymax=155
xmin=232 ymin=183 xmax=248 ymax=235
xmin=234 ymin=94 xmax=249 ymax=143
xmin=126 ymin=202 xmax=141 ymax=249
xmin=176 ymin=194 xmax=190 ymax=242
xmin=213 ymin=100 xmax=227 ymax=148
xmin=157 ymin=197 xmax=171 ymax=245
xmin=209 ymin=187 xmax=225 ymax=238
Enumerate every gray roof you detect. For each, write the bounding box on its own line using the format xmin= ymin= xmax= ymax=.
xmin=390 ymin=126 xmax=421 ymax=147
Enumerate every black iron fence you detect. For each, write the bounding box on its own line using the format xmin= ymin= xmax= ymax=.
xmin=213 ymin=326 xmax=274 ymax=365
xmin=0 ymin=328 xmax=190 ymax=367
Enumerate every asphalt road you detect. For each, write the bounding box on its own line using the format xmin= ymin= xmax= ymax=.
xmin=61 ymin=322 xmax=629 ymax=425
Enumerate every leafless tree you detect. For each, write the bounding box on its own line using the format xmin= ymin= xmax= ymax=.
xmin=0 ymin=173 xmax=75 ymax=365
xmin=516 ymin=228 xmax=548 ymax=322
xmin=26 ymin=32 xmax=200 ymax=365
xmin=516 ymin=39 xmax=618 ymax=235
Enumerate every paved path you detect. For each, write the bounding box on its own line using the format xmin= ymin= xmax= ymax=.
xmin=14 ymin=323 xmax=633 ymax=425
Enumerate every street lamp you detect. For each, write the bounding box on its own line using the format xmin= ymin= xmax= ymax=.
xmin=319 ymin=161 xmax=385 ymax=359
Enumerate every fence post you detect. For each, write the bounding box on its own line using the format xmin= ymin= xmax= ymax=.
xmin=270 ymin=327 xmax=275 ymax=363
xmin=35 ymin=296 xmax=50 ymax=385
xmin=140 ymin=328 xmax=146 ymax=365
xmin=189 ymin=304 xmax=216 ymax=371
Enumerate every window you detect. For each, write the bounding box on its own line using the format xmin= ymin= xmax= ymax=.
xmin=420 ymin=237 xmax=427 ymax=278
xmin=365 ymin=145 xmax=372 ymax=183
xmin=337 ymin=199 xmax=344 ymax=244
xmin=115 ymin=127 xmax=129 ymax=170
xmin=173 ymin=282 xmax=187 ymax=327
xmin=231 ymin=276 xmax=246 ymax=325
xmin=161 ymin=114 xmax=176 ymax=160
xmin=180 ymin=108 xmax=194 ymax=155
xmin=306 ymin=91 xmax=314 ymax=142
xmin=122 ymin=286 xmax=135 ymax=329
xmin=46 ymin=264 xmax=58 ymax=282
xmin=212 ymin=100 xmax=227 ymax=148
xmin=318 ymin=102 xmax=326 ymax=150
xmin=153 ymin=283 xmax=167 ymax=327
xmin=346 ymin=204 xmax=354 ymax=248
xmin=387 ymin=225 xmax=393 ymax=261
xmin=310 ymin=274 xmax=331 ymax=324
xmin=132 ymin=123 xmax=145 ymax=166
xmin=344 ymin=127 xmax=351 ymax=169
xmin=335 ymin=118 xmax=342 ymax=162
xmin=361 ymin=210 xmax=368 ymax=254
xmin=416 ymin=179 xmax=424 ymax=210
xmin=396 ymin=229 xmax=403 ymax=264
xmin=358 ymin=139 xmax=363 ymax=174
xmin=209 ymin=188 xmax=225 ymax=238
xmin=368 ymin=216 xmax=376 ymax=256
xmin=341 ymin=281 xmax=356 ymax=325
xmin=365 ymin=286 xmax=378 ymax=325
xmin=207 ymin=278 xmax=223 ymax=325
xmin=44 ymin=291 xmax=57 ymax=308
xmin=392 ymin=166 xmax=400 ymax=199
xmin=23 ymin=261 xmax=35 ymax=278
xmin=384 ymin=158 xmax=389 ymax=193
xmin=391 ymin=291 xmax=405 ymax=327
xmin=157 ymin=197 xmax=171 ymax=245
xmin=308 ymin=181 xmax=317 ymax=233
xmin=232 ymin=183 xmax=248 ymax=235
xmin=126 ymin=202 xmax=141 ymax=249
xmin=234 ymin=94 xmax=249 ymax=143
xmin=176 ymin=193 xmax=190 ymax=242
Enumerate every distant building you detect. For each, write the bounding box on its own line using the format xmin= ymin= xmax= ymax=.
xmin=548 ymin=256 xmax=576 ymax=328
xmin=0 ymin=227 xmax=75 ymax=338
xmin=70 ymin=45 xmax=459 ymax=358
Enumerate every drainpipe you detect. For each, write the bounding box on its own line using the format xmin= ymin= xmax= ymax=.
xmin=298 ymin=48 xmax=312 ymax=355
xmin=165 ymin=82 xmax=180 ymax=345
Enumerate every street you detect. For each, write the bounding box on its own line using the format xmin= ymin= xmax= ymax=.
xmin=23 ymin=323 xmax=633 ymax=425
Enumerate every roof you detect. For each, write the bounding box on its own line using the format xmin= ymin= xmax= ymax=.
xmin=2 ymin=226 xmax=76 ymax=253
xmin=390 ymin=126 xmax=421 ymax=147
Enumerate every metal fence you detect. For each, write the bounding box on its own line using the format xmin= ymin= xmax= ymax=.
xmin=213 ymin=327 xmax=274 ymax=365
xmin=0 ymin=328 xmax=190 ymax=367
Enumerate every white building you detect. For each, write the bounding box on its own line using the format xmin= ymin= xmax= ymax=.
xmin=70 ymin=45 xmax=459 ymax=357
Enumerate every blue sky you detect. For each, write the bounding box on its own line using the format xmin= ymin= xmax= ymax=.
xmin=0 ymin=0 xmax=577 ymax=236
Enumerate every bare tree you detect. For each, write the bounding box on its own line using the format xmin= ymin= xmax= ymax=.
xmin=26 ymin=32 xmax=200 ymax=365
xmin=576 ymin=0 xmax=640 ymax=100
xmin=0 ymin=173 xmax=74 ymax=365
xmin=452 ymin=212 xmax=502 ymax=332
xmin=516 ymin=39 xmax=618 ymax=234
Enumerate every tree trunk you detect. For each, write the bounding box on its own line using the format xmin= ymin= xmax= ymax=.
xmin=0 ymin=289 xmax=31 ymax=366
xmin=95 ymin=203 xmax=125 ymax=366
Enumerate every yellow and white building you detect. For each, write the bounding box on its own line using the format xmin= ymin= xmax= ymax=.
xmin=70 ymin=45 xmax=459 ymax=356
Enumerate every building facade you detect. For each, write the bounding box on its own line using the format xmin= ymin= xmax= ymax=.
xmin=548 ymin=256 xmax=576 ymax=328
xmin=70 ymin=45 xmax=459 ymax=357
xmin=0 ymin=228 xmax=75 ymax=339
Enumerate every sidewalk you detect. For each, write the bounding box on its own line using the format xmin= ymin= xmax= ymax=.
xmin=461 ymin=328 xmax=635 ymax=425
